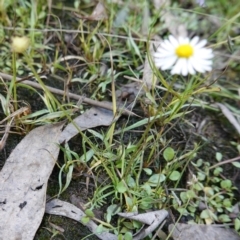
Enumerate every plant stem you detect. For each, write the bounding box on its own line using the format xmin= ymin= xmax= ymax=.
xmin=6 ymin=52 xmax=18 ymax=111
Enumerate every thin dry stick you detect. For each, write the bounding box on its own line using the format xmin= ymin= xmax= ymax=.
xmin=0 ymin=72 xmax=135 ymax=116
xmin=209 ymin=155 xmax=240 ymax=170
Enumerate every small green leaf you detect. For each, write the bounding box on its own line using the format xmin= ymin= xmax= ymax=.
xmin=106 ymin=212 xmax=111 ymax=223
xmin=186 ymin=190 xmax=197 ymax=199
xmin=141 ymin=183 xmax=152 ymax=195
xmin=218 ymin=214 xmax=231 ymax=223
xmin=118 ymin=234 xmax=124 ymax=240
xmin=237 ymin=145 xmax=240 ymax=154
xmin=116 ymin=181 xmax=127 ymax=193
xmin=215 ymin=152 xmax=222 ymax=161
xmin=122 ymin=221 xmax=134 ymax=229
xmin=107 ymin=204 xmax=121 ymax=215
xmin=220 ymin=179 xmax=232 ymax=189
xmin=133 ymin=220 xmax=142 ymax=228
xmin=169 ymin=171 xmax=181 ymax=181
xmin=143 ymin=168 xmax=152 ymax=175
xmin=196 ymin=159 xmax=203 ymax=167
xmin=213 ymin=167 xmax=223 ymax=176
xmin=177 ymin=207 xmax=188 ymax=215
xmin=127 ymin=176 xmax=136 ymax=188
xmin=81 ymin=216 xmax=90 ymax=224
xmin=200 ymin=209 xmax=211 ymax=219
xmin=139 ymin=197 xmax=153 ymax=210
xmin=96 ymin=224 xmax=104 ymax=233
xmin=193 ymin=182 xmax=204 ymax=191
xmin=180 ymin=192 xmax=187 ymax=203
xmin=163 ymin=147 xmax=175 ymax=161
xmin=85 ymin=209 xmax=94 ymax=218
xmin=125 ymin=196 xmax=133 ymax=208
xmin=232 ymin=162 xmax=240 ymax=168
xmin=132 ymin=205 xmax=138 ymax=212
xmin=210 ymin=200 xmax=217 ymax=206
xmin=203 ymin=187 xmax=214 ymax=197
xmin=124 ymin=231 xmax=133 ymax=240
xmin=188 ymin=205 xmax=196 ymax=213
xmin=106 ymin=204 xmax=121 ymax=223
xmin=148 ymin=173 xmax=166 ymax=186
xmin=212 ymin=177 xmax=221 ymax=183
xmin=197 ymin=172 xmax=206 ymax=181
xmin=215 ymin=194 xmax=224 ymax=202
xmin=200 ymin=209 xmax=218 ymax=221
xmin=234 ymin=218 xmax=240 ymax=231
xmin=223 ymin=199 xmax=232 ymax=208
xmin=87 ymin=129 xmax=104 ymax=141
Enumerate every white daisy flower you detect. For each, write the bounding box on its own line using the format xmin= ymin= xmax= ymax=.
xmin=154 ymin=35 xmax=213 ymax=76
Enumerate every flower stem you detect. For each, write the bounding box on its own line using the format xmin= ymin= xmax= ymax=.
xmin=6 ymin=52 xmax=18 ymax=112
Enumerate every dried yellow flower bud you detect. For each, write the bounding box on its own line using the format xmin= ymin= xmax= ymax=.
xmin=11 ymin=36 xmax=30 ymax=53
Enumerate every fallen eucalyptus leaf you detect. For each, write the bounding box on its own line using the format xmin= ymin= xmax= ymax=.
xmin=0 ymin=123 xmax=63 ymax=240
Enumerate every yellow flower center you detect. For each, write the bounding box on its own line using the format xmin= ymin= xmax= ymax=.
xmin=175 ymin=44 xmax=194 ymax=58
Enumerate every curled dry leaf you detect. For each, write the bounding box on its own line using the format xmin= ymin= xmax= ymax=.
xmin=118 ymin=210 xmax=168 ymax=239
xmin=45 ymin=198 xmax=117 ymax=240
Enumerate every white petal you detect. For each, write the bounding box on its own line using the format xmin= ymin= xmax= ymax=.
xmin=194 ymin=39 xmax=207 ymax=49
xmin=178 ymin=37 xmax=190 ymax=44
xmin=181 ymin=58 xmax=189 ymax=76
xmin=154 ymin=59 xmax=165 ymax=68
xmin=191 ymin=59 xmax=205 ymax=73
xmin=155 ymin=49 xmax=175 ymax=58
xmin=196 ymin=58 xmax=213 ymax=66
xmin=190 ymin=36 xmax=199 ymax=46
xmin=199 ymin=63 xmax=212 ymax=71
xmin=186 ymin=60 xmax=196 ymax=75
xmin=171 ymin=58 xmax=186 ymax=75
xmin=160 ymin=56 xmax=177 ymax=70
xmin=195 ymin=49 xmax=213 ymax=59
xmin=161 ymin=40 xmax=174 ymax=50
xmin=202 ymin=65 xmax=212 ymax=71
xmin=168 ymin=35 xmax=179 ymax=47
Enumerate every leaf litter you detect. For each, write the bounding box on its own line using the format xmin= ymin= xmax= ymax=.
xmin=0 ymin=123 xmax=63 ymax=240
xmin=0 ymin=106 xmax=116 ymax=239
